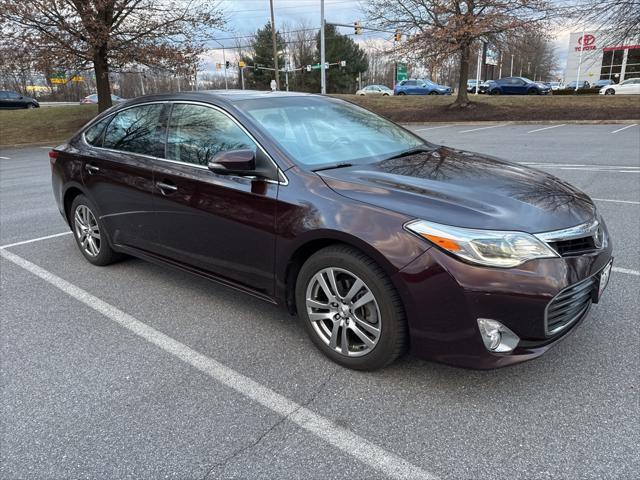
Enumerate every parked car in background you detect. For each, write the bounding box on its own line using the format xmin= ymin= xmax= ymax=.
xmin=477 ymin=80 xmax=496 ymax=94
xmin=0 ymin=90 xmax=40 ymax=109
xmin=599 ymin=78 xmax=640 ymax=95
xmin=356 ymin=85 xmax=393 ymax=96
xmin=394 ymin=79 xmax=452 ymax=95
xmin=564 ymin=81 xmax=591 ymax=90
xmin=593 ymin=79 xmax=614 ymax=88
xmin=548 ymin=82 xmax=564 ymax=91
xmin=466 ymin=79 xmax=483 ymax=93
xmin=487 ymin=77 xmax=551 ymax=95
xmin=81 ymin=94 xmax=125 ymax=104
xmin=51 ymin=90 xmax=612 ymax=370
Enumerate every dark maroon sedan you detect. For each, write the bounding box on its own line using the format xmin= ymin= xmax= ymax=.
xmin=50 ymin=91 xmax=613 ymax=370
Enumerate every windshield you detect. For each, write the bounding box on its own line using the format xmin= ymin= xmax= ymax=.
xmin=238 ymin=96 xmax=426 ymax=169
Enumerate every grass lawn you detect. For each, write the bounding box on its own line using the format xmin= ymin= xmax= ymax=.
xmin=0 ymin=105 xmax=98 ymax=146
xmin=335 ymin=94 xmax=640 ymax=123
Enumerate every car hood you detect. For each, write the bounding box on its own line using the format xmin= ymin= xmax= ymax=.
xmin=316 ymin=146 xmax=596 ymax=233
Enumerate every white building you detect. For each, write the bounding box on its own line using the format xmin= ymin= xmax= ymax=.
xmin=564 ymin=31 xmax=640 ymax=84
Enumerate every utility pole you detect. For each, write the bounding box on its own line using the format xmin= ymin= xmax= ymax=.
xmin=269 ymin=0 xmax=280 ymax=90
xmin=475 ymin=43 xmax=482 ymax=94
xmin=510 ymin=54 xmax=514 ymax=77
xmin=320 ymin=0 xmax=326 ymax=94
xmin=575 ymin=29 xmax=586 ymax=91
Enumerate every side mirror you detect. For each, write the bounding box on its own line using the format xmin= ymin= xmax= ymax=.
xmin=208 ymin=149 xmax=256 ymax=175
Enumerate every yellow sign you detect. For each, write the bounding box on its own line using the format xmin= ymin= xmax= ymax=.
xmin=239 ymin=60 xmax=246 ymax=68
xmin=50 ymin=78 xmax=66 ymax=84
xmin=71 ymin=75 xmax=84 ymax=82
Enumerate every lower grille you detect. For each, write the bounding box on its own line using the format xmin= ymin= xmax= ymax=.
xmin=545 ymin=276 xmax=596 ymax=335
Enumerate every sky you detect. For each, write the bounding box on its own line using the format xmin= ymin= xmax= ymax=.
xmin=202 ymin=0 xmax=578 ymax=76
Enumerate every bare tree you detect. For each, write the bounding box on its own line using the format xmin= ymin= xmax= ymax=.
xmin=572 ymin=0 xmax=640 ymax=46
xmin=1 ymin=0 xmax=224 ymax=111
xmin=364 ymin=0 xmax=554 ymax=106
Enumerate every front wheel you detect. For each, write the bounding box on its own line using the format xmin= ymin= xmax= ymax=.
xmin=295 ymin=245 xmax=408 ymax=370
xmin=397 ymin=91 xmax=406 ymax=96
xmin=605 ymin=88 xmax=615 ymax=95
xmin=428 ymin=91 xmax=439 ymax=95
xmin=26 ymin=103 xmax=35 ymax=109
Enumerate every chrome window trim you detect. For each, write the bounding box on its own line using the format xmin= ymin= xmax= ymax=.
xmin=534 ymin=218 xmax=599 ymax=243
xmin=80 ymin=99 xmax=288 ymax=186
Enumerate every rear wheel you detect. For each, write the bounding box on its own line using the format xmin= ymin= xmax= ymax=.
xmin=70 ymin=195 xmax=121 ymax=266
xmin=295 ymin=245 xmax=407 ymax=370
xmin=490 ymin=89 xmax=501 ymax=95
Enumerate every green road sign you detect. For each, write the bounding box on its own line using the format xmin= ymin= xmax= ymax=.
xmin=396 ymin=62 xmax=407 ymax=82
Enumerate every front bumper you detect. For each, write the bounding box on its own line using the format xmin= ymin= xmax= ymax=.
xmin=393 ymin=242 xmax=613 ymax=369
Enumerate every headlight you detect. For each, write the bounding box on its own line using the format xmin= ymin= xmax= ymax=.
xmin=405 ymin=219 xmax=558 ymax=268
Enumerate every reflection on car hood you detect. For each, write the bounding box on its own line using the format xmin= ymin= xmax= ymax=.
xmin=316 ymin=146 xmax=596 ymax=232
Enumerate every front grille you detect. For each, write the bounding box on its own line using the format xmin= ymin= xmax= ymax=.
xmin=545 ymin=276 xmax=595 ymax=335
xmin=549 ymin=235 xmax=596 ymax=256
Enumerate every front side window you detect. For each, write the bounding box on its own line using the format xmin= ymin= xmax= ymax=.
xmin=240 ymin=96 xmax=425 ymax=169
xmin=166 ymin=104 xmax=256 ymax=166
xmin=103 ymin=104 xmax=165 ymax=157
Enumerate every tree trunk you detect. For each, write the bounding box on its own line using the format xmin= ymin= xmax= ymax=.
xmin=455 ymin=43 xmax=471 ymax=106
xmin=93 ymin=45 xmax=112 ymax=112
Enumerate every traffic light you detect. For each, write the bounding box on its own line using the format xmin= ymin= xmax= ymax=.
xmin=354 ymin=21 xmax=362 ymax=35
xmin=394 ymin=30 xmax=402 ymax=42
xmin=225 ymin=61 xmax=230 ymax=69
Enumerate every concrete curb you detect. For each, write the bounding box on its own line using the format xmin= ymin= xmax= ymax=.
xmin=400 ymin=119 xmax=639 ymax=126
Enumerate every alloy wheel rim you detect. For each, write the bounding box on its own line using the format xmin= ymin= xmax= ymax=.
xmin=305 ymin=267 xmax=381 ymax=357
xmin=74 ymin=205 xmax=101 ymax=257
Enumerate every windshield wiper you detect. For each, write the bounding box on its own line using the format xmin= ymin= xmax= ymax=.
xmin=383 ymin=147 xmax=433 ymax=162
xmin=313 ymin=162 xmax=353 ymax=172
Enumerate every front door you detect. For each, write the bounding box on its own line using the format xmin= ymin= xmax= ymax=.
xmin=150 ymin=102 xmax=279 ymax=296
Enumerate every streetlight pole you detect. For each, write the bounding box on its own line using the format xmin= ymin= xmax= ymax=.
xmin=269 ymin=0 xmax=280 ymax=90
xmin=575 ymin=29 xmax=586 ymax=92
xmin=212 ymin=41 xmax=228 ymax=89
xmin=320 ymin=0 xmax=326 ymax=94
xmin=510 ymin=54 xmax=514 ymax=77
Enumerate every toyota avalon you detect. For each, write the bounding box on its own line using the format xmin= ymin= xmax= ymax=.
xmin=50 ymin=91 xmax=613 ymax=370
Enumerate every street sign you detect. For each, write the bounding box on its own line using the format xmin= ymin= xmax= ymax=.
xmin=70 ymin=75 xmax=84 ymax=82
xmin=396 ymin=62 xmax=407 ymax=82
xmin=239 ymin=60 xmax=246 ymax=68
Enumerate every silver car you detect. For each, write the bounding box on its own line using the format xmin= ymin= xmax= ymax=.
xmin=356 ymin=85 xmax=393 ymax=96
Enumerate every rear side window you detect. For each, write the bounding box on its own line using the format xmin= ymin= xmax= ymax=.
xmin=166 ymin=104 xmax=256 ymax=166
xmin=103 ymin=104 xmax=165 ymax=157
xmin=405 ymin=80 xmax=417 ymax=86
xmin=83 ymin=117 xmax=111 ymax=146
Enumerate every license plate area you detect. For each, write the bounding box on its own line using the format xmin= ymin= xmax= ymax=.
xmin=593 ymin=260 xmax=613 ymax=303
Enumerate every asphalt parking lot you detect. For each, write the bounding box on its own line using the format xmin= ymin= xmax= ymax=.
xmin=1 ymin=124 xmax=639 ymax=479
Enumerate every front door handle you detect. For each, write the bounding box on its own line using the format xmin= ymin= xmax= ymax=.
xmin=156 ymin=181 xmax=178 ymax=194
xmin=85 ymin=164 xmax=100 ymax=174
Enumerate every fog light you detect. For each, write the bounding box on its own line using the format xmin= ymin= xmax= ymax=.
xmin=477 ymin=318 xmax=520 ymax=353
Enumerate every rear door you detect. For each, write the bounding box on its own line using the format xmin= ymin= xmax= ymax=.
xmin=149 ymin=102 xmax=280 ymax=295
xmin=80 ymin=103 xmax=167 ymax=251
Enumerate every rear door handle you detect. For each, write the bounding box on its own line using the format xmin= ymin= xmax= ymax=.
xmin=156 ymin=181 xmax=178 ymax=194
xmin=85 ymin=164 xmax=100 ymax=174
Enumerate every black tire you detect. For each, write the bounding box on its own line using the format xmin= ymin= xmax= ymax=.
xmin=295 ymin=245 xmax=408 ymax=370
xmin=397 ymin=91 xmax=406 ymax=96
xmin=490 ymin=89 xmax=500 ymax=95
xmin=428 ymin=91 xmax=438 ymax=95
xmin=69 ymin=194 xmax=121 ymax=266
xmin=26 ymin=103 xmax=35 ymax=109
xmin=528 ymin=88 xmax=539 ymax=95
xmin=605 ymin=88 xmax=615 ymax=95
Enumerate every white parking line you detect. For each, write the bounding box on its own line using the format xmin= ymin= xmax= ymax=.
xmin=611 ymin=124 xmax=637 ymax=134
xmin=527 ymin=124 xmax=566 ymax=133
xmin=592 ymin=198 xmax=640 ymax=205
xmin=0 ymin=231 xmax=72 ymax=249
xmin=0 ymin=248 xmax=436 ymax=480
xmin=38 ymin=146 xmax=55 ymax=149
xmin=459 ymin=124 xmax=508 ymax=133
xmin=414 ymin=125 xmax=457 ymax=132
xmin=612 ymin=267 xmax=640 ymax=276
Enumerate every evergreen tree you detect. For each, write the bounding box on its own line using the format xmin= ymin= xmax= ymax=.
xmin=241 ymin=22 xmax=285 ymax=90
xmin=313 ymin=25 xmax=368 ymax=94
